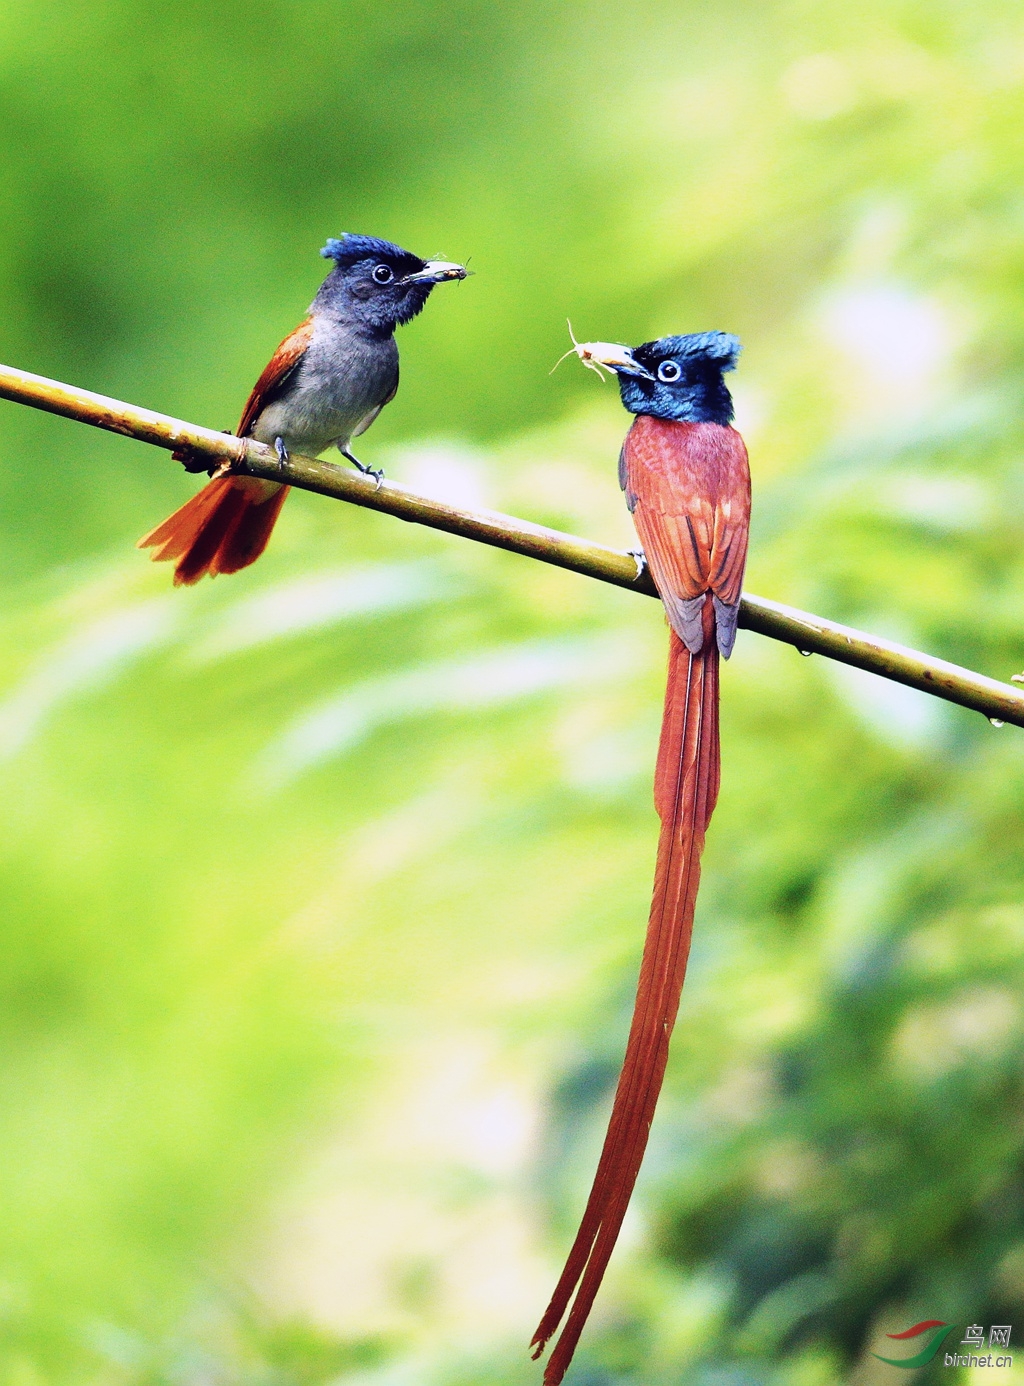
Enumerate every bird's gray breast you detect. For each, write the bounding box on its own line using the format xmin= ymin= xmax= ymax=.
xmin=251 ymin=317 xmax=399 ymax=456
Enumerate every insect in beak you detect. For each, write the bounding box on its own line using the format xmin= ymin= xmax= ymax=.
xmin=399 ymin=260 xmax=468 ymax=285
xmin=550 ymin=321 xmax=655 ymax=380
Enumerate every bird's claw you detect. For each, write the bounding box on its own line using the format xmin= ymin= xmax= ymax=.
xmin=343 ymin=449 xmax=385 ymax=490
xmin=353 ymin=464 xmax=385 ymax=490
xmin=628 ymin=547 xmax=647 ymax=580
xmin=275 ymin=437 xmax=289 ymax=472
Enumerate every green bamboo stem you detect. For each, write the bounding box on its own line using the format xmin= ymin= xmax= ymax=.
xmin=1 ymin=359 xmax=1022 ymax=729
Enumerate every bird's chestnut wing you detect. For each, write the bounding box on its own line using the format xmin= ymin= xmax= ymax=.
xmin=236 ymin=317 xmax=315 ymax=437
xmin=622 ymin=417 xmax=750 ymax=650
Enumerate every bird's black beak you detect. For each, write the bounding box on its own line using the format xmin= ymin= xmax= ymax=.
xmin=399 ymin=260 xmax=468 ymax=285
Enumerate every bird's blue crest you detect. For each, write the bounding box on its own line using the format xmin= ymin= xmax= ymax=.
xmin=647 ymin=331 xmax=742 ymax=372
xmin=314 ymin=233 xmax=443 ymax=331
xmin=320 ymin=234 xmax=424 ymax=271
xmin=618 ymin=331 xmax=742 ymax=424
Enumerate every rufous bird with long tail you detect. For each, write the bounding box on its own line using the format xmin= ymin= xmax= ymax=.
xmin=534 ymin=330 xmax=750 ymax=1384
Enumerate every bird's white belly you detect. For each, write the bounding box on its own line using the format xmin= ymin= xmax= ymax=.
xmin=248 ymin=319 xmax=398 ymax=459
xmin=252 ymin=386 xmax=364 ymax=457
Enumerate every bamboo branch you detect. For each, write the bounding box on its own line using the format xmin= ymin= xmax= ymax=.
xmin=2 ymin=359 xmax=1022 ymax=729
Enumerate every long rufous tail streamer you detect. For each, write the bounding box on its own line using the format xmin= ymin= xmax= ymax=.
xmin=532 ymin=600 xmax=720 ymax=1384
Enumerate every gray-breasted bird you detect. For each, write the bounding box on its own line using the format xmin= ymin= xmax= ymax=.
xmin=138 ymin=234 xmax=467 ymax=585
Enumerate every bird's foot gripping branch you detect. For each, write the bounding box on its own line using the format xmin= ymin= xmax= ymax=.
xmin=137 ymin=234 xmax=467 ymax=585
xmin=1 ymin=357 xmax=1022 ymax=728
xmin=3 ymin=350 xmax=1024 ymax=1384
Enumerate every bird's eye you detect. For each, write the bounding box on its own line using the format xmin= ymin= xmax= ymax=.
xmin=372 ymin=264 xmax=394 ymax=284
xmin=657 ymin=360 xmax=681 ymax=383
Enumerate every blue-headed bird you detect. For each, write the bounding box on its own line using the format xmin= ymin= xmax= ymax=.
xmin=138 ymin=235 xmax=466 ymax=584
xmin=534 ymin=331 xmax=751 ymax=1384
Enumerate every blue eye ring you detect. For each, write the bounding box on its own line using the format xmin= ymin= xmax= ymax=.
xmin=657 ymin=360 xmax=681 ymax=382
xmin=372 ymin=264 xmax=394 ymax=284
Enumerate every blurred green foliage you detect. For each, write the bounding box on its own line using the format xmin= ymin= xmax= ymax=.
xmin=4 ymin=1 xmax=1024 ymax=1382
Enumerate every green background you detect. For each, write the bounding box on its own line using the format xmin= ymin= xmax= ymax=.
xmin=2 ymin=2 xmax=1024 ymax=1382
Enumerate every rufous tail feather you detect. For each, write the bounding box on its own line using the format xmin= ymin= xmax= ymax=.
xmin=137 ymin=476 xmax=289 ymax=586
xmin=532 ymin=600 xmax=720 ymax=1385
